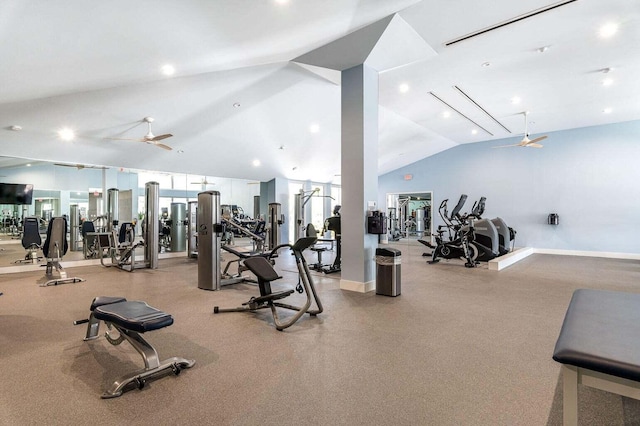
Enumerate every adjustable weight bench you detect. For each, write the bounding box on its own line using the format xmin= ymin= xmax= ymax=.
xmin=75 ymin=297 xmax=195 ymax=398
xmin=553 ymin=289 xmax=640 ymax=425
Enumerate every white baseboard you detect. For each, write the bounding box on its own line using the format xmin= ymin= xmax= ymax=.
xmin=534 ymin=248 xmax=640 ymax=260
xmin=340 ymin=279 xmax=376 ymax=293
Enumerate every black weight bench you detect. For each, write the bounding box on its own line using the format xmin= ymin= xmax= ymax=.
xmin=76 ymin=297 xmax=195 ymax=398
xmin=553 ymin=289 xmax=640 ymax=425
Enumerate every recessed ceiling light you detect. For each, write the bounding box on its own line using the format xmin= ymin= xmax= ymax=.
xmin=252 ymin=159 xmax=261 ymax=167
xmin=511 ymin=96 xmax=521 ymax=105
xmin=603 ymin=107 xmax=613 ymax=114
xmin=26 ymin=164 xmax=31 ymax=167
xmin=58 ymin=127 xmax=75 ymax=141
xmin=399 ymin=83 xmax=409 ymax=93
xmin=275 ymin=0 xmax=289 ymax=4
xmin=481 ymin=61 xmax=491 ymax=67
xmin=471 ymin=129 xmax=478 ymax=135
xmin=9 ymin=125 xmax=22 ymax=131
xmin=599 ymin=23 xmax=619 ymax=38
xmin=537 ymin=46 xmax=550 ymax=53
xmin=442 ymin=111 xmax=451 ymax=118
xmin=177 ymin=149 xmax=184 ymax=154
xmin=233 ymin=102 xmax=241 ymax=108
xmin=602 ymin=78 xmax=614 ymax=86
xmin=309 ymin=124 xmax=320 ymax=133
xmin=161 ymin=64 xmax=175 ymax=76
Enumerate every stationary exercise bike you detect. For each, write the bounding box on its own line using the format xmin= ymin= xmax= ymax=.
xmin=419 ymin=195 xmax=479 ymax=268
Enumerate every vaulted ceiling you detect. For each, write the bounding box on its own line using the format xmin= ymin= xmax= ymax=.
xmin=1 ymin=0 xmax=638 ymax=183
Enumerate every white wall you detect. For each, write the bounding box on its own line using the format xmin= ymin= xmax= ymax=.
xmin=378 ymin=120 xmax=640 ymax=254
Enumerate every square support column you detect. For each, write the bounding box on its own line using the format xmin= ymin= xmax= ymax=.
xmin=340 ymin=64 xmax=379 ymax=292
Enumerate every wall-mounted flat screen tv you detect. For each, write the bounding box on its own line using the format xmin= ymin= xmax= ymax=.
xmin=0 ymin=183 xmax=34 ymax=205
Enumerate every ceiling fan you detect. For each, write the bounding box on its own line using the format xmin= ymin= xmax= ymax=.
xmin=54 ymin=163 xmax=105 ymax=170
xmin=493 ymin=112 xmax=548 ymax=148
xmin=191 ymin=177 xmax=215 ymax=186
xmin=106 ymin=117 xmax=173 ymax=150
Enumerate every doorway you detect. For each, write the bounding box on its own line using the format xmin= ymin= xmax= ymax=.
xmin=386 ymin=191 xmax=433 ymax=244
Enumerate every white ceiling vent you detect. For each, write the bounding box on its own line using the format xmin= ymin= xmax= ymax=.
xmin=444 ymin=0 xmax=578 ymax=46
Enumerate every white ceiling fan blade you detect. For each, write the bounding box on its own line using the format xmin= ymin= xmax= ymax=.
xmin=527 ymin=143 xmax=544 ymax=148
xmin=492 ymin=143 xmax=522 ymax=148
xmin=154 ymin=142 xmax=173 ymax=151
xmin=151 ymin=133 xmax=173 ymax=141
xmin=526 ymin=135 xmax=547 ymax=145
xmin=104 ymin=137 xmax=143 ymax=141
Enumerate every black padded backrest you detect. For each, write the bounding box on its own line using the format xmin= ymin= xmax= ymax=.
xmin=118 ymin=222 xmax=134 ymax=244
xmin=325 ymin=216 xmax=341 ymax=235
xmin=43 ymin=217 xmax=68 ymax=258
xmin=450 ymin=194 xmax=467 ymax=220
xmin=81 ymin=220 xmax=95 ymax=237
xmin=305 ymin=223 xmax=318 ymax=237
xmin=243 ymin=256 xmax=281 ymax=282
xmin=22 ymin=217 xmax=41 ymax=249
xmin=292 ymin=236 xmax=317 ymax=252
xmin=254 ymin=220 xmax=265 ymax=235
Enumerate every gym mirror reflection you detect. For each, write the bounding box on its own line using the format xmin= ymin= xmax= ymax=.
xmin=386 ymin=192 xmax=433 ymax=243
xmin=0 ymin=156 xmax=260 ymax=272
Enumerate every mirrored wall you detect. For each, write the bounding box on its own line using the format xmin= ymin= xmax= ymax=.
xmin=0 ymin=156 xmax=261 ymax=269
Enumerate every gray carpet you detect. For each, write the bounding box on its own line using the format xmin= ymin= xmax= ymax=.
xmin=1 ymin=241 xmax=639 ymax=425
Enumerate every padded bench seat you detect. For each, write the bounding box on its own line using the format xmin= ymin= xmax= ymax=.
xmin=79 ymin=296 xmax=194 ymax=398
xmin=93 ymin=300 xmax=174 ymax=333
xmin=553 ymin=289 xmax=640 ymax=425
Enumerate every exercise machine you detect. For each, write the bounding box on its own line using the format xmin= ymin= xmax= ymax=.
xmin=40 ymin=217 xmax=86 ymax=286
xmin=420 ymin=196 xmax=479 ymax=267
xmin=74 ymin=296 xmax=194 ymax=398
xmin=15 ymin=216 xmax=41 ymax=264
xmin=198 ymin=190 xmax=268 ymax=290
xmin=187 ymin=201 xmax=198 ymax=258
xmin=267 ymin=202 xmax=284 ymax=250
xmin=293 ymin=188 xmax=334 ymax=242
xmin=95 ymin=182 xmax=160 ymax=272
xmin=213 ymin=236 xmax=323 ymax=331
xmin=462 ymin=196 xmax=516 ymax=256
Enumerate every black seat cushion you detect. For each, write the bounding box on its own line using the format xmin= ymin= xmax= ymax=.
xmin=90 ymin=296 xmax=128 ymax=311
xmin=553 ymin=289 xmax=640 ymax=382
xmin=93 ymin=301 xmax=173 ymax=333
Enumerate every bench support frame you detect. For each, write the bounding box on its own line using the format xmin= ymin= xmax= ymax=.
xmin=82 ymin=311 xmax=195 ymax=398
xmin=562 ymin=364 xmax=640 ymax=425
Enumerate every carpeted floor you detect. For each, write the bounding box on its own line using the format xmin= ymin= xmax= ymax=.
xmin=1 ymin=240 xmax=639 ymax=425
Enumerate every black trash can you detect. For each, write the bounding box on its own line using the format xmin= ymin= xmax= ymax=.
xmin=375 ymin=247 xmax=401 ymax=297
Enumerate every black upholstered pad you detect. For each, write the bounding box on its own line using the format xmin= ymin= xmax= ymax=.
xmin=90 ymin=296 xmax=127 ymax=311
xmin=553 ymin=289 xmax=640 ymax=382
xmin=94 ymin=301 xmax=173 ymax=333
xmin=244 ymin=256 xmax=281 ymax=282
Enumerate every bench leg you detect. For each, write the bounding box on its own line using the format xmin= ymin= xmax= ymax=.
xmin=83 ymin=313 xmax=101 ymax=341
xmin=562 ymin=365 xmax=578 ymax=426
xmin=101 ymin=326 xmax=195 ymax=398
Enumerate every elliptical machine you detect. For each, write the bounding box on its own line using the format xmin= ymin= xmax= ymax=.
xmin=465 ymin=196 xmax=517 ymax=256
xmin=457 ymin=197 xmax=500 ymax=262
xmin=419 ymin=195 xmax=479 ymax=268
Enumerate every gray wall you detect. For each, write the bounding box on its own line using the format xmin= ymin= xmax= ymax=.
xmin=378 ymin=120 xmax=640 ymax=254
